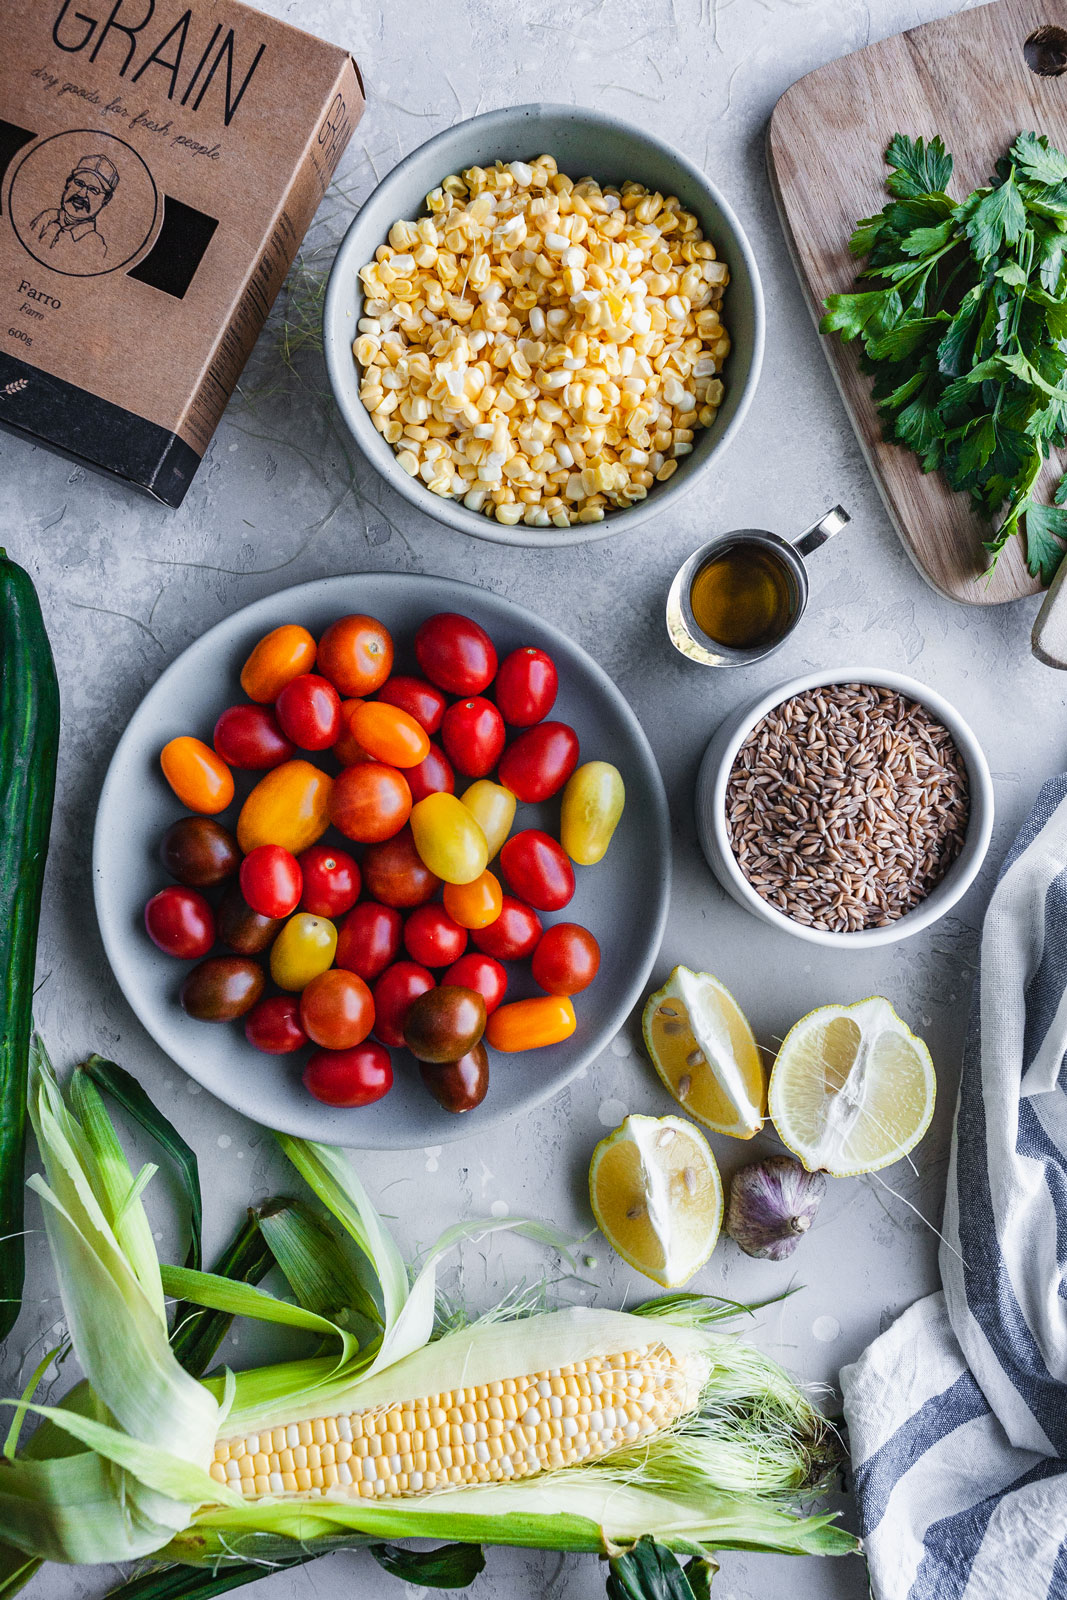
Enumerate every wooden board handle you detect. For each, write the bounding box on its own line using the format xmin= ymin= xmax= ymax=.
xmin=1031 ymin=562 xmax=1067 ymax=668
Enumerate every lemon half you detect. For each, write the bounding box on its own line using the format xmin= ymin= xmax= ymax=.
xmin=589 ymin=1113 xmax=723 ymax=1288
xmin=642 ymin=966 xmax=766 ymax=1138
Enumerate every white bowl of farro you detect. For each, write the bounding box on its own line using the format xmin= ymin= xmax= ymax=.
xmin=695 ymin=669 xmax=993 ymax=947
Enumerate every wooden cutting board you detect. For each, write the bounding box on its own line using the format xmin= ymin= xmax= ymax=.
xmin=768 ymin=0 xmax=1067 ymax=606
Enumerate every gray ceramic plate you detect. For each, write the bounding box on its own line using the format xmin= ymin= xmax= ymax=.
xmin=93 ymin=574 xmax=671 ymax=1148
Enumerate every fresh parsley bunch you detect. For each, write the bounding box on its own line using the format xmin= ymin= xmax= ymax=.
xmin=821 ymin=132 xmax=1067 ymax=583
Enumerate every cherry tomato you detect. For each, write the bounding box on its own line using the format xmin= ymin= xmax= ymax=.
xmin=269 ymin=912 xmax=337 ymax=991
xmin=299 ymin=968 xmax=375 ymax=1050
xmin=470 ymin=895 xmax=542 ymax=960
xmin=486 ymin=995 xmax=577 ymax=1053
xmin=333 ymin=700 xmax=372 ymax=766
xmin=499 ymin=829 xmax=575 ymax=912
xmin=410 ymin=792 xmax=488 ymax=885
xmin=317 ymin=615 xmax=394 ymax=696
xmin=160 ymin=736 xmax=234 ymax=815
xmin=362 ymin=826 xmax=440 ymax=908
xmin=181 ymin=956 xmax=265 ymax=1021
xmin=443 ymin=870 xmax=503 ymax=930
xmin=420 ymin=1044 xmax=489 ymax=1113
xmin=336 ymin=901 xmax=403 ymax=981
xmin=531 ymin=923 xmax=601 ymax=995
xmin=239 ymin=844 xmax=303 ymax=919
xmin=407 ymin=742 xmax=455 ymax=804
xmin=350 ymin=701 xmax=430 ymax=769
xmin=160 ymin=817 xmax=239 ymax=887
xmin=561 ymin=761 xmax=626 ymax=865
xmin=497 ymin=722 xmax=580 ymax=803
xmin=441 ymin=697 xmax=506 ymax=778
xmin=245 ymin=996 xmax=308 ymax=1055
xmin=495 ymin=646 xmax=558 ymax=726
xmin=274 ymin=673 xmax=342 ymax=751
xmin=444 ymin=952 xmax=507 ymax=1014
xmin=404 ymin=986 xmax=486 ymax=1064
xmin=298 ymin=845 xmax=360 ymax=917
xmin=303 ymin=1043 xmax=393 ymax=1108
xmin=415 ymin=613 xmax=497 ymax=696
xmin=213 ymin=704 xmax=295 ymax=770
xmin=329 ymin=763 xmax=412 ymax=843
xmin=216 ymin=884 xmax=281 ymax=954
xmin=240 ymin=624 xmax=317 ymax=704
xmin=403 ymin=904 xmax=468 ymax=968
xmin=144 ymin=886 xmax=215 ymax=959
xmin=460 ymin=780 xmax=515 ymax=859
xmin=376 ymin=675 xmax=447 ymax=734
xmin=237 ymin=760 xmax=333 ymax=856
xmin=372 ymin=961 xmax=435 ymax=1047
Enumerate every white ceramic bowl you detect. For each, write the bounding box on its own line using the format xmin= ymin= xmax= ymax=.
xmin=694 ymin=668 xmax=994 ymax=948
xmin=323 ymin=103 xmax=764 ymax=547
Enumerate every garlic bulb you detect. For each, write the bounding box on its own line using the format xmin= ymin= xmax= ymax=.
xmin=726 ymin=1155 xmax=826 ymax=1260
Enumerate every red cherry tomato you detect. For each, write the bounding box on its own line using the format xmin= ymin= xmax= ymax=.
xmin=333 ymin=700 xmax=372 ymax=766
xmin=376 ymin=675 xmax=447 ymax=735
xmin=403 ymin=904 xmax=468 ymax=968
xmin=298 ymin=845 xmax=361 ymax=917
xmin=372 ymin=961 xmax=435 ymax=1047
xmin=497 ymin=721 xmax=580 ymax=802
xmin=531 ymin=922 xmax=601 ymax=995
xmin=329 ymin=763 xmax=412 ymax=843
xmin=470 ymin=894 xmax=542 ymax=960
xmin=239 ymin=845 xmax=303 ymax=919
xmin=444 ymin=952 xmax=508 ymax=1014
xmin=303 ymin=1042 xmax=393 ymax=1107
xmin=361 ymin=826 xmax=440 ymax=907
xmin=144 ymin=886 xmax=215 ymax=958
xmin=245 ymin=996 xmax=308 ymax=1054
xmin=213 ymin=704 xmax=295 ymax=769
xmin=441 ymin=697 xmax=506 ymax=779
xmin=494 ymin=647 xmax=559 ymax=727
xmin=499 ymin=829 xmax=576 ymax=912
xmin=415 ymin=613 xmax=497 ymax=696
xmin=406 ymin=741 xmax=455 ymax=804
xmin=274 ymin=673 xmax=342 ymax=751
xmin=316 ymin=615 xmax=394 ymax=697
xmin=300 ymin=968 xmax=375 ymax=1050
xmin=336 ymin=901 xmax=403 ymax=981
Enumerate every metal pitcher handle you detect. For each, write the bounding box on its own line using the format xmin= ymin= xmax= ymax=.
xmin=793 ymin=505 xmax=851 ymax=558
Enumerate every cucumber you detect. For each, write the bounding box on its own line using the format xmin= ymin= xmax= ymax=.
xmin=0 ymin=551 xmax=59 ymax=1341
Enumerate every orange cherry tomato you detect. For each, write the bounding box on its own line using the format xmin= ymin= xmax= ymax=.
xmin=239 ymin=624 xmax=317 ymax=704
xmin=485 ymin=995 xmax=577 ymax=1053
xmin=350 ymin=701 xmax=431 ymax=769
xmin=237 ymin=759 xmax=333 ymax=855
xmin=160 ymin=737 xmax=234 ymax=814
xmin=329 ymin=763 xmax=412 ymax=843
xmin=443 ymin=870 xmax=503 ymax=930
xmin=333 ymin=700 xmax=372 ymax=766
xmin=317 ymin=615 xmax=394 ymax=697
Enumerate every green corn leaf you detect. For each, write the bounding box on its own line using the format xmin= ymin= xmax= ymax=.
xmin=160 ymin=1263 xmax=355 ymax=1359
xmin=682 ymin=1556 xmax=718 ymax=1599
xmin=258 ymin=1197 xmax=382 ymax=1332
xmin=607 ymin=1537 xmax=704 ymax=1600
xmin=107 ymin=1564 xmax=309 ymax=1598
xmin=170 ymin=1206 xmax=279 ymax=1379
xmin=369 ymin=1540 xmax=487 ymax=1587
xmin=964 ymin=176 xmax=1027 ymax=261
xmin=884 ymin=133 xmax=954 ymax=198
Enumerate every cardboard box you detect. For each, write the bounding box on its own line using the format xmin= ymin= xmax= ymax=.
xmin=0 ymin=0 xmax=363 ymax=506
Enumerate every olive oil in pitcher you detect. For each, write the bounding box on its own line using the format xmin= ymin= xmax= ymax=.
xmin=688 ymin=543 xmax=795 ymax=650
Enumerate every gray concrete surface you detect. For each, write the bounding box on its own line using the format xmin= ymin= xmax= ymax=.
xmin=5 ymin=0 xmax=1066 ymax=1597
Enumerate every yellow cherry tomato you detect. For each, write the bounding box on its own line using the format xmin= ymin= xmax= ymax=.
xmin=240 ymin=624 xmax=317 ymax=704
xmin=269 ymin=913 xmax=337 ymax=991
xmin=486 ymin=995 xmax=577 ymax=1053
xmin=160 ymin=736 xmax=234 ymax=815
xmin=237 ymin=760 xmax=333 ymax=855
xmin=560 ymin=761 xmax=625 ymax=866
xmin=443 ymin=869 xmax=503 ymax=930
xmin=410 ymin=792 xmax=488 ymax=885
xmin=460 ymin=780 xmax=516 ymax=860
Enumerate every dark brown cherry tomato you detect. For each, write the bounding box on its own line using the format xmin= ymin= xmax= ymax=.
xmin=329 ymin=763 xmax=412 ymax=843
xmin=497 ymin=721 xmax=580 ymax=803
xmin=316 ymin=615 xmax=394 ymax=697
xmin=420 ymin=1042 xmax=489 ymax=1112
xmin=245 ymin=996 xmax=308 ymax=1054
xmin=531 ymin=922 xmax=601 ymax=995
xmin=333 ymin=700 xmax=372 ymax=766
xmin=361 ymin=826 xmax=440 ymax=907
xmin=213 ymin=704 xmax=295 ymax=770
xmin=499 ymin=829 xmax=576 ymax=912
xmin=160 ymin=816 xmax=240 ymax=887
xmin=216 ymin=883 xmax=282 ymax=955
xmin=144 ymin=886 xmax=215 ymax=959
xmin=441 ymin=697 xmax=506 ymax=779
xmin=403 ymin=985 xmax=486 ymax=1064
xmin=494 ymin=647 xmax=559 ymax=727
xmin=471 ymin=895 xmax=542 ymax=961
xmin=443 ymin=952 xmax=508 ymax=1014
xmin=303 ymin=1042 xmax=393 ymax=1107
xmin=335 ymin=901 xmax=403 ymax=981
xmin=299 ymin=968 xmax=375 ymax=1051
xmin=274 ymin=673 xmax=342 ymax=751
xmin=406 ymin=741 xmax=455 ymax=804
xmin=376 ymin=675 xmax=447 ymax=735
xmin=414 ymin=613 xmax=497 ymax=696
xmin=180 ymin=956 xmax=264 ymax=1021
xmin=239 ymin=844 xmax=303 ymax=919
xmin=403 ymin=903 xmax=468 ymax=968
xmin=298 ymin=845 xmax=361 ymax=918
xmin=372 ymin=961 xmax=435 ymax=1047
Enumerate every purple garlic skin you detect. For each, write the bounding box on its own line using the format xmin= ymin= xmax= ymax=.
xmin=726 ymin=1155 xmax=826 ymax=1261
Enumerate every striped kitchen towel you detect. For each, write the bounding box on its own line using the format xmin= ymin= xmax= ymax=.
xmin=840 ymin=776 xmax=1067 ymax=1600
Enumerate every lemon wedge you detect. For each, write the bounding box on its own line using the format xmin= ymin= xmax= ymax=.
xmin=589 ymin=1113 xmax=723 ymax=1287
xmin=768 ymin=996 xmax=935 ymax=1177
xmin=642 ymin=966 xmax=766 ymax=1138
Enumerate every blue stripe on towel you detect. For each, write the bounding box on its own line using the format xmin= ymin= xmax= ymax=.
xmin=1022 ymin=868 xmax=1067 ymax=1087
xmin=1000 ymin=778 xmax=1067 ymax=880
xmin=908 ymin=1457 xmax=1067 ymax=1600
xmin=853 ymin=1371 xmax=989 ymax=1534
xmin=1015 ymin=1100 xmax=1067 ymax=1296
xmin=1048 ymin=1537 xmax=1067 ymax=1600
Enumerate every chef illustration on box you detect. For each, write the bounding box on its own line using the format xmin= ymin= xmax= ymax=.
xmin=30 ymin=153 xmax=118 ymax=269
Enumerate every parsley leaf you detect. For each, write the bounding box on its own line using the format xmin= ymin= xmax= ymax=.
xmin=884 ymin=133 xmax=954 ymax=198
xmin=964 ymin=177 xmax=1027 ymax=260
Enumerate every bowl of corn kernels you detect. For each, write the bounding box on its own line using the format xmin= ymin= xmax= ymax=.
xmin=323 ymin=104 xmax=764 ymax=545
